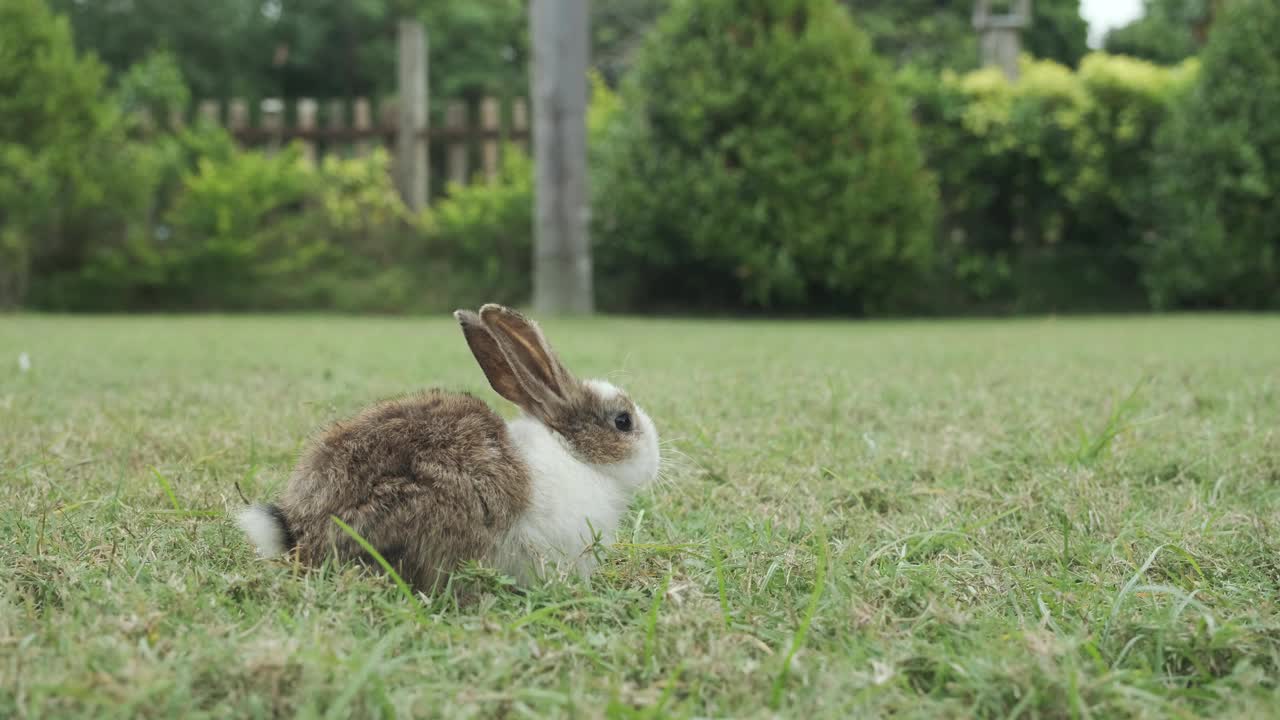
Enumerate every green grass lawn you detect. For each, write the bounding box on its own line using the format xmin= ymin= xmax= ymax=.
xmin=2 ymin=313 xmax=1279 ymax=718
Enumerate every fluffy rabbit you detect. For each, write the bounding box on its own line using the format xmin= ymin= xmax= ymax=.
xmin=236 ymin=304 xmax=660 ymax=592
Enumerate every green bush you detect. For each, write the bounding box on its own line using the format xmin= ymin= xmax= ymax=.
xmin=1104 ymin=0 xmax=1208 ymax=65
xmin=44 ymin=139 xmax=425 ymax=312
xmin=152 ymin=146 xmax=422 ymax=311
xmin=593 ymin=0 xmax=938 ymax=311
xmin=421 ymin=149 xmax=534 ymax=308
xmin=114 ymin=50 xmax=191 ymax=128
xmin=162 ymin=145 xmax=320 ymax=308
xmin=0 ymin=0 xmax=140 ymax=307
xmin=1144 ymin=0 xmax=1280 ymax=309
xmin=33 ymin=121 xmax=244 ymax=310
xmin=901 ymin=53 xmax=1195 ymax=311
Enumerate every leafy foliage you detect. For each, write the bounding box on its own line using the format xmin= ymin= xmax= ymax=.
xmin=1025 ymin=0 xmax=1090 ymax=67
xmin=595 ymin=0 xmax=938 ymax=311
xmin=47 ymin=0 xmax=667 ymax=101
xmin=592 ymin=0 xmax=674 ymax=85
xmin=1144 ymin=0 xmax=1280 ymax=308
xmin=901 ymin=53 xmax=1196 ymax=311
xmin=1105 ymin=0 xmax=1217 ymax=65
xmin=845 ymin=0 xmax=1088 ymax=71
xmin=845 ymin=0 xmax=977 ymax=71
xmin=47 ymin=0 xmax=272 ymax=98
xmin=0 ymin=0 xmax=143 ymax=307
xmin=114 ymin=51 xmax=192 ymax=127
xmin=421 ymin=149 xmax=534 ymax=308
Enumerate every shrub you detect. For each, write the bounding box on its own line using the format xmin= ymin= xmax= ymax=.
xmin=421 ymin=149 xmax=534 ymax=308
xmin=48 ymin=140 xmax=425 ymax=313
xmin=593 ymin=0 xmax=938 ymax=312
xmin=901 ymin=53 xmax=1195 ymax=311
xmin=33 ymin=121 xmax=245 ymax=311
xmin=161 ymin=145 xmax=320 ymax=308
xmin=153 ymin=146 xmax=424 ymax=311
xmin=1144 ymin=0 xmax=1280 ymax=309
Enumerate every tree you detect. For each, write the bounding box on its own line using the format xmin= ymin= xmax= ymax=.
xmin=594 ymin=0 xmax=938 ymax=311
xmin=845 ymin=0 xmax=977 ymax=71
xmin=843 ymin=0 xmax=1087 ymax=71
xmin=1025 ymin=0 xmax=1089 ymax=67
xmin=47 ymin=0 xmax=272 ymax=98
xmin=48 ymin=0 xmax=529 ymax=101
xmin=1144 ymin=0 xmax=1280 ymax=308
xmin=1104 ymin=0 xmax=1221 ymax=64
xmin=592 ymin=0 xmax=673 ymax=85
xmin=0 ymin=0 xmax=145 ymax=306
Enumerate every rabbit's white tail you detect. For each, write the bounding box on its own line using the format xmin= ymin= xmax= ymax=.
xmin=236 ymin=504 xmax=293 ymax=558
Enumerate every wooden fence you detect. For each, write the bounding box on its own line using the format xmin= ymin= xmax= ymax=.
xmin=152 ymin=95 xmax=530 ymax=202
xmin=136 ymin=21 xmax=528 ymax=212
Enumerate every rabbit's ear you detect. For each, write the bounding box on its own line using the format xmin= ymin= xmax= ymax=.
xmin=455 ymin=309 xmax=553 ymax=420
xmin=479 ymin=304 xmax=576 ymax=401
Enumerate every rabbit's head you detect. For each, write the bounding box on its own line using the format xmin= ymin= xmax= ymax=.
xmin=455 ymin=304 xmax=660 ymax=491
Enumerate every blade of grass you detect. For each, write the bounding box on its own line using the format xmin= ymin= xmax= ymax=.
xmin=1074 ymin=376 xmax=1150 ymax=464
xmin=644 ymin=571 xmax=673 ymax=670
xmin=771 ymin=527 xmax=829 ymax=709
xmin=151 ymin=467 xmax=182 ymax=512
xmin=331 ymin=515 xmax=424 ymax=621
xmin=644 ymin=662 xmax=686 ymax=719
xmin=323 ymin=626 xmax=409 ymax=720
xmin=506 ymin=597 xmax=612 ymax=633
xmin=710 ymin=543 xmax=734 ymax=628
xmin=1104 ymin=544 xmax=1165 ymax=641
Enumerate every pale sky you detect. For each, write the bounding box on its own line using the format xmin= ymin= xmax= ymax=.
xmin=1080 ymin=0 xmax=1145 ymax=48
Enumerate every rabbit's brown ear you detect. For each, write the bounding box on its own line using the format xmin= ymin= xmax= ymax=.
xmin=455 ymin=310 xmax=551 ymax=419
xmin=478 ymin=304 xmax=575 ymax=398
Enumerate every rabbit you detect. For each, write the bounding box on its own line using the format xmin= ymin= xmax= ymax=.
xmin=235 ymin=303 xmax=661 ymax=592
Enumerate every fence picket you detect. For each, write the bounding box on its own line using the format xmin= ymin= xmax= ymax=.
xmin=446 ymin=101 xmax=469 ymax=186
xmin=481 ymin=96 xmax=500 ymax=183
xmin=297 ymin=99 xmax=318 ymax=165
xmin=193 ymin=94 xmax=530 ymax=201
xmin=353 ymin=98 xmax=372 ymax=157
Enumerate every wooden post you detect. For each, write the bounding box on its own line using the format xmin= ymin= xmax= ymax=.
xmin=396 ymin=19 xmax=429 ymax=211
xmin=445 ymin=100 xmax=469 ymax=186
xmin=973 ymin=0 xmax=1031 ymax=81
xmin=530 ymin=0 xmax=593 ymax=315
xmin=512 ymin=97 xmax=529 ymax=153
xmin=480 ymin=96 xmax=501 ymax=183
xmin=261 ymin=98 xmax=285 ymax=154
xmin=353 ymin=98 xmax=372 ymax=157
xmin=297 ymin=99 xmax=318 ymax=166
xmin=228 ymin=99 xmax=249 ymax=132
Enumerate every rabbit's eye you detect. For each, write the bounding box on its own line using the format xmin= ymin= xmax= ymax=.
xmin=614 ymin=412 xmax=633 ymax=432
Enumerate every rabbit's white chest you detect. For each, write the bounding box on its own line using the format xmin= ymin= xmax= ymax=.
xmin=491 ymin=418 xmax=630 ymax=583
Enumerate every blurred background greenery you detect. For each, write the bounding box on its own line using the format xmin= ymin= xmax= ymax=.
xmin=1 ymin=0 xmax=1274 ymax=315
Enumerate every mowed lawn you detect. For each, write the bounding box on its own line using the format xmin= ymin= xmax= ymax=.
xmin=2 ymin=313 xmax=1279 ymax=718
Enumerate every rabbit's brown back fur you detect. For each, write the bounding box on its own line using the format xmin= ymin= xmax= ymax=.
xmin=277 ymin=389 xmax=531 ymax=591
